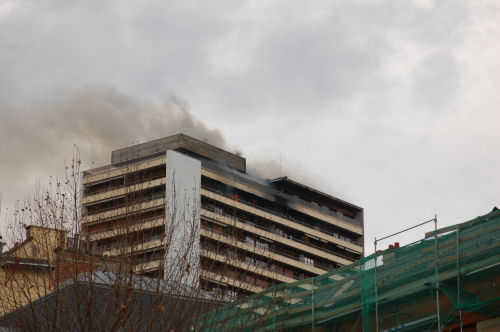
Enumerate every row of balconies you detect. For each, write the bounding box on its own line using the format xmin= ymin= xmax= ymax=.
xmin=201 ymin=226 xmax=329 ymax=276
xmin=204 ymin=205 xmax=360 ymax=262
xmin=83 ymin=163 xmax=362 ymax=238
xmin=200 ymin=188 xmax=363 ymax=253
xmin=201 ymin=165 xmax=362 ymax=227
xmin=85 ymin=211 xmax=346 ymax=295
xmin=83 ymin=195 xmax=358 ymax=271
xmin=91 ymin=222 xmax=328 ymax=282
xmin=81 ymin=169 xmax=363 ymax=291
xmin=82 ymin=157 xmax=166 ymax=185
xmin=102 ymin=235 xmax=291 ymax=289
xmin=201 ymin=185 xmax=361 ymax=244
xmin=82 ymin=189 xmax=361 ymax=262
xmin=90 ymin=216 xmax=335 ymax=284
xmin=201 ymin=208 xmax=353 ymax=267
xmin=131 ymin=259 xmax=266 ymax=295
xmin=91 ymin=206 xmax=353 ymax=271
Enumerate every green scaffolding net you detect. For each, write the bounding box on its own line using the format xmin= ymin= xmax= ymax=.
xmin=194 ymin=208 xmax=500 ymax=332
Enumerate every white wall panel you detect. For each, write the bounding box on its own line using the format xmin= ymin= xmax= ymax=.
xmin=164 ymin=150 xmax=201 ymax=287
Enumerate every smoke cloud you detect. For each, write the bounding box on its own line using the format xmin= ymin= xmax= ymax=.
xmin=0 ymin=86 xmax=227 ymax=220
xmin=0 ymin=84 xmax=338 ymax=234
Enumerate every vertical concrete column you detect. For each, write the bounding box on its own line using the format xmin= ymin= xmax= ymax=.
xmin=165 ymin=150 xmax=201 ymax=287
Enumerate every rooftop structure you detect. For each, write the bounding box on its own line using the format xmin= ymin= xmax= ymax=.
xmin=81 ymin=134 xmax=364 ymax=298
xmin=111 ymin=133 xmax=246 ymax=172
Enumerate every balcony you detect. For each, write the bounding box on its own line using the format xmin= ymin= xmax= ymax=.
xmin=200 ymin=226 xmax=330 ymax=276
xmin=200 ymin=245 xmax=296 ymax=284
xmin=201 ymin=208 xmax=353 ymax=267
xmin=201 ymin=187 xmax=362 ymax=254
xmin=82 ymin=198 xmax=165 ymax=224
xmin=87 ymin=216 xmax=165 ymax=241
xmin=83 ymin=157 xmax=166 ymax=184
xmin=132 ymin=258 xmax=265 ymax=294
xmin=83 ymin=177 xmax=166 ymax=205
xmin=201 ymin=166 xmax=362 ymax=229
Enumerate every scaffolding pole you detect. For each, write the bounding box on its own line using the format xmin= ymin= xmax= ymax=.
xmin=434 ymin=215 xmax=441 ymax=332
xmin=456 ymin=225 xmax=463 ymax=332
xmin=311 ymin=277 xmax=315 ymax=332
xmin=374 ymin=216 xmax=436 ymax=332
xmin=374 ymin=238 xmax=379 ymax=332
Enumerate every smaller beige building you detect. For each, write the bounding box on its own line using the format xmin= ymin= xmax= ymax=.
xmin=0 ymin=226 xmax=66 ymax=315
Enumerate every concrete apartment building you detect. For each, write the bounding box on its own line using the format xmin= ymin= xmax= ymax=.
xmin=81 ymin=134 xmax=364 ymax=297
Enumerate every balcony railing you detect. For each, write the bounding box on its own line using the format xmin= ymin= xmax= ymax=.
xmin=85 ymin=174 xmax=166 ymax=197
xmin=83 ymin=164 xmax=118 ymax=176
xmin=201 ymin=199 xmax=357 ymax=262
xmin=94 ymin=233 xmax=165 ymax=255
xmin=87 ymin=215 xmax=165 ymax=241
xmin=91 ymin=221 xmax=334 ymax=276
xmin=202 ymin=161 xmax=361 ymax=226
xmin=200 ymin=225 xmax=333 ymax=272
xmin=201 ymin=185 xmax=360 ymax=246
xmin=200 ymin=243 xmax=297 ymax=282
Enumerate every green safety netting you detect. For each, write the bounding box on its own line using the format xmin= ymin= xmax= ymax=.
xmin=194 ymin=209 xmax=500 ymax=332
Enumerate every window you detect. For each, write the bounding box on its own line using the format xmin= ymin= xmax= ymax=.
xmin=300 ymin=255 xmax=314 ymax=266
xmin=256 ymin=241 xmax=269 ymax=251
xmin=256 ymin=259 xmax=267 ymax=268
xmin=31 ymin=246 xmax=38 ymax=258
xmin=224 ymin=289 xmax=238 ymax=300
xmin=245 ymin=236 xmax=255 ymax=246
xmin=246 ymin=256 xmax=267 ymax=268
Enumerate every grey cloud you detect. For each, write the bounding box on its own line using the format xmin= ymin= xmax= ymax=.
xmin=409 ymin=52 xmax=460 ymax=110
xmin=194 ymin=1 xmax=472 ymax=121
xmin=1 ymin=0 xmax=499 ymax=254
xmin=0 ymin=1 xmax=472 ymax=118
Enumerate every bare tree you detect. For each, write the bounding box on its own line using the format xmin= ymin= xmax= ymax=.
xmin=0 ymin=149 xmax=280 ymax=331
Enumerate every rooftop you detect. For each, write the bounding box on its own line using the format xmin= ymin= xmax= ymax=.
xmin=271 ymin=177 xmax=363 ymax=214
xmin=110 ymin=133 xmax=246 ymax=172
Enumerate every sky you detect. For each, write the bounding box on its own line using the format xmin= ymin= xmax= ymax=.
xmin=1 ymin=0 xmax=499 ymax=253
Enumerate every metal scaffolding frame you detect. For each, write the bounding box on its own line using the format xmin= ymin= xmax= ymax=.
xmin=195 ymin=208 xmax=500 ymax=332
xmin=373 ymin=216 xmax=439 ymax=332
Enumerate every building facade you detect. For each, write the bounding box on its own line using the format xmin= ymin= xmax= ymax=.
xmin=0 ymin=225 xmax=123 ymax=315
xmin=81 ymin=134 xmax=364 ymax=298
xmin=0 ymin=226 xmax=63 ymax=314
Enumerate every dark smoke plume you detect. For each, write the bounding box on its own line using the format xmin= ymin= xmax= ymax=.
xmin=0 ymin=85 xmax=312 ymax=231
xmin=0 ymin=86 xmax=226 ymax=221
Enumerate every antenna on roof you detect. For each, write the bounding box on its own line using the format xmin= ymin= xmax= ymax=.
xmin=279 ymin=152 xmax=282 ymax=176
